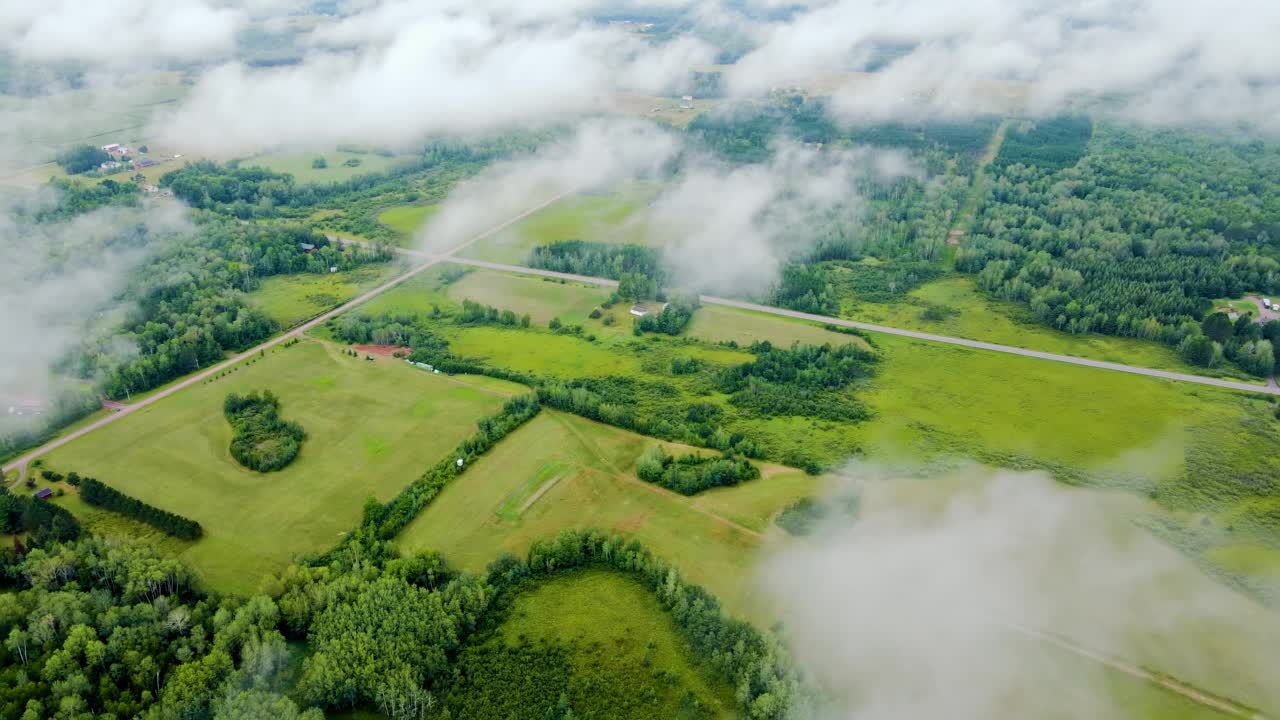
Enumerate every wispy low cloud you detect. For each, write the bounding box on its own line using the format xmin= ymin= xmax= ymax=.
xmin=760 ymin=466 xmax=1280 ymax=719
xmin=0 ymin=0 xmax=247 ymax=65
xmin=655 ymin=142 xmax=916 ymax=296
xmin=725 ymin=0 xmax=1280 ymax=130
xmin=415 ymin=118 xmax=681 ymax=254
xmin=153 ymin=2 xmax=712 ymax=154
xmin=0 ymin=191 xmax=190 ymax=406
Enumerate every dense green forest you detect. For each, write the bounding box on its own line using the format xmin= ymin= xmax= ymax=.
xmin=958 ymin=124 xmax=1280 ymax=370
xmin=0 ymin=522 xmax=807 ymax=720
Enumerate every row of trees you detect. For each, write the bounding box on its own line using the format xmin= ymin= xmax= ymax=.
xmin=635 ymin=445 xmax=761 ymax=495
xmin=527 ymin=240 xmax=668 ymax=291
xmin=80 ymin=476 xmax=203 ymax=539
xmin=224 ymin=391 xmax=307 ymax=472
xmin=367 ymin=395 xmax=542 ymax=540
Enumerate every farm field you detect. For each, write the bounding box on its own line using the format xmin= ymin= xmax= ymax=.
xmin=440 ymin=570 xmax=738 ymax=719
xmin=445 ymin=271 xmax=610 ymax=326
xmin=458 ymin=190 xmax=657 ymax=264
xmin=38 ymin=339 xmax=514 ymax=593
xmin=844 ymin=276 xmax=1253 ymax=381
xmin=248 ymin=265 xmax=399 ymax=328
xmin=239 ymin=148 xmax=405 ymax=183
xmin=397 ymin=410 xmax=811 ymax=618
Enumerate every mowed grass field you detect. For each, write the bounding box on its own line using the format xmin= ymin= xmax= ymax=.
xmin=445 ymin=271 xmax=609 ymax=325
xmin=397 ymin=410 xmax=817 ymax=618
xmin=248 ymin=265 xmax=399 ymax=328
xmin=40 ymin=339 xmax=514 ymax=593
xmin=458 ymin=190 xmax=657 ymax=264
xmin=240 ymin=149 xmax=404 ymax=183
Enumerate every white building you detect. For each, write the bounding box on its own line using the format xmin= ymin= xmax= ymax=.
xmin=680 ymin=95 xmax=694 ymax=109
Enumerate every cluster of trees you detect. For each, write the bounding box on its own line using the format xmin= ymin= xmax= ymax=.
xmin=775 ymin=494 xmax=860 ymax=536
xmin=527 ymin=241 xmax=668 ymax=296
xmin=80 ymin=476 xmax=203 ymax=540
xmin=635 ymin=445 xmax=760 ymax=495
xmin=1184 ymin=311 xmax=1280 ymax=374
xmin=368 ymin=395 xmax=542 ymax=540
xmin=956 ymin=124 xmax=1280 ymax=368
xmin=224 ymin=391 xmax=307 ymax=472
xmin=718 ymin=342 xmax=877 ymax=423
xmin=537 ymin=381 xmax=763 ymax=459
xmin=634 ymin=296 xmax=700 ymax=335
xmin=0 ymin=486 xmax=80 ymax=544
xmin=458 ymin=299 xmax=531 ymax=327
xmin=55 ymin=144 xmax=109 ymax=174
xmin=0 ymin=537 xmax=317 ymax=720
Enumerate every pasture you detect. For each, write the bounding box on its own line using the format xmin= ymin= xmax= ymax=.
xmin=396 ymin=410 xmax=815 ymax=618
xmin=458 ymin=190 xmax=656 ymax=264
xmin=376 ymin=203 xmax=439 ymax=236
xmin=445 ymin=271 xmax=609 ymax=326
xmin=239 ymin=148 xmax=404 ymax=184
xmin=40 ymin=339 xmax=513 ymax=593
xmin=248 ymin=266 xmax=397 ymax=328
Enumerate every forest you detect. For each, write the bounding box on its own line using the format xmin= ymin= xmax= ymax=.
xmin=224 ymin=391 xmax=308 ymax=472
xmin=957 ymin=123 xmax=1280 ymax=370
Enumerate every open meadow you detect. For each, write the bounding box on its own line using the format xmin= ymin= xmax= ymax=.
xmin=238 ymin=148 xmax=406 ymax=183
xmin=457 ymin=190 xmax=659 ymax=264
xmin=39 ymin=339 xmax=515 ymax=593
xmin=439 ymin=569 xmax=738 ymax=719
xmin=247 ymin=265 xmax=400 ymax=329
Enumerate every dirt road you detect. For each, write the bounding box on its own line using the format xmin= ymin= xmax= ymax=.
xmin=430 ymin=256 xmax=1279 ymax=397
xmin=2 ymin=192 xmax=570 ymax=482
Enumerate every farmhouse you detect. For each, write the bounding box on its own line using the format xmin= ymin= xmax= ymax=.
xmin=101 ymin=143 xmax=121 ymax=154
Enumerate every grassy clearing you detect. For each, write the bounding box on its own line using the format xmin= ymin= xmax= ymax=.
xmin=458 ymin=191 xmax=656 ymax=264
xmin=455 ymin=569 xmax=737 ymax=719
xmin=397 ymin=410 xmax=813 ymax=617
xmin=239 ymin=149 xmax=404 ymax=184
xmin=248 ymin=266 xmax=398 ymax=328
xmin=376 ymin=203 xmax=439 ymax=236
xmin=688 ymin=304 xmax=870 ymax=349
xmin=446 ymin=271 xmax=610 ymax=326
xmin=845 ymin=276 xmax=1248 ymax=379
xmin=40 ymin=339 xmax=511 ymax=594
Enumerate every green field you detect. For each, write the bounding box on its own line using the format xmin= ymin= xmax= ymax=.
xmin=438 ymin=570 xmax=737 ymax=719
xmin=397 ymin=410 xmax=814 ymax=618
xmin=240 ymin=148 xmax=405 ymax=183
xmin=376 ymin=203 xmax=439 ymax=236
xmin=248 ymin=266 xmax=398 ymax=328
xmin=458 ymin=190 xmax=657 ymax=264
xmin=39 ymin=340 xmax=514 ymax=593
xmin=446 ymin=271 xmax=610 ymax=325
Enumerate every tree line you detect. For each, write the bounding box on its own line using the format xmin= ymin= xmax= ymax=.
xmin=528 ymin=240 xmax=668 ymax=290
xmin=0 ymin=485 xmax=81 ymax=545
xmin=80 ymin=476 xmax=203 ymax=540
xmin=635 ymin=445 xmax=760 ymax=495
xmin=224 ymin=391 xmax=307 ymax=472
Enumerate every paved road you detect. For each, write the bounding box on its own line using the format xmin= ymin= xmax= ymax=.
xmin=432 ymin=255 xmax=1279 ymax=397
xmin=2 ymin=193 xmax=569 ymax=482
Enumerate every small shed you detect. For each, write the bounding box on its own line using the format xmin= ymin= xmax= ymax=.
xmin=34 ymin=488 xmax=53 ymax=500
xmin=299 ymin=242 xmax=316 ymax=252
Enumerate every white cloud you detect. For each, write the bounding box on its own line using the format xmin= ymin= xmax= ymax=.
xmin=154 ymin=3 xmax=713 ymax=154
xmin=725 ymin=0 xmax=1280 ymax=130
xmin=0 ymin=0 xmax=247 ymax=64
